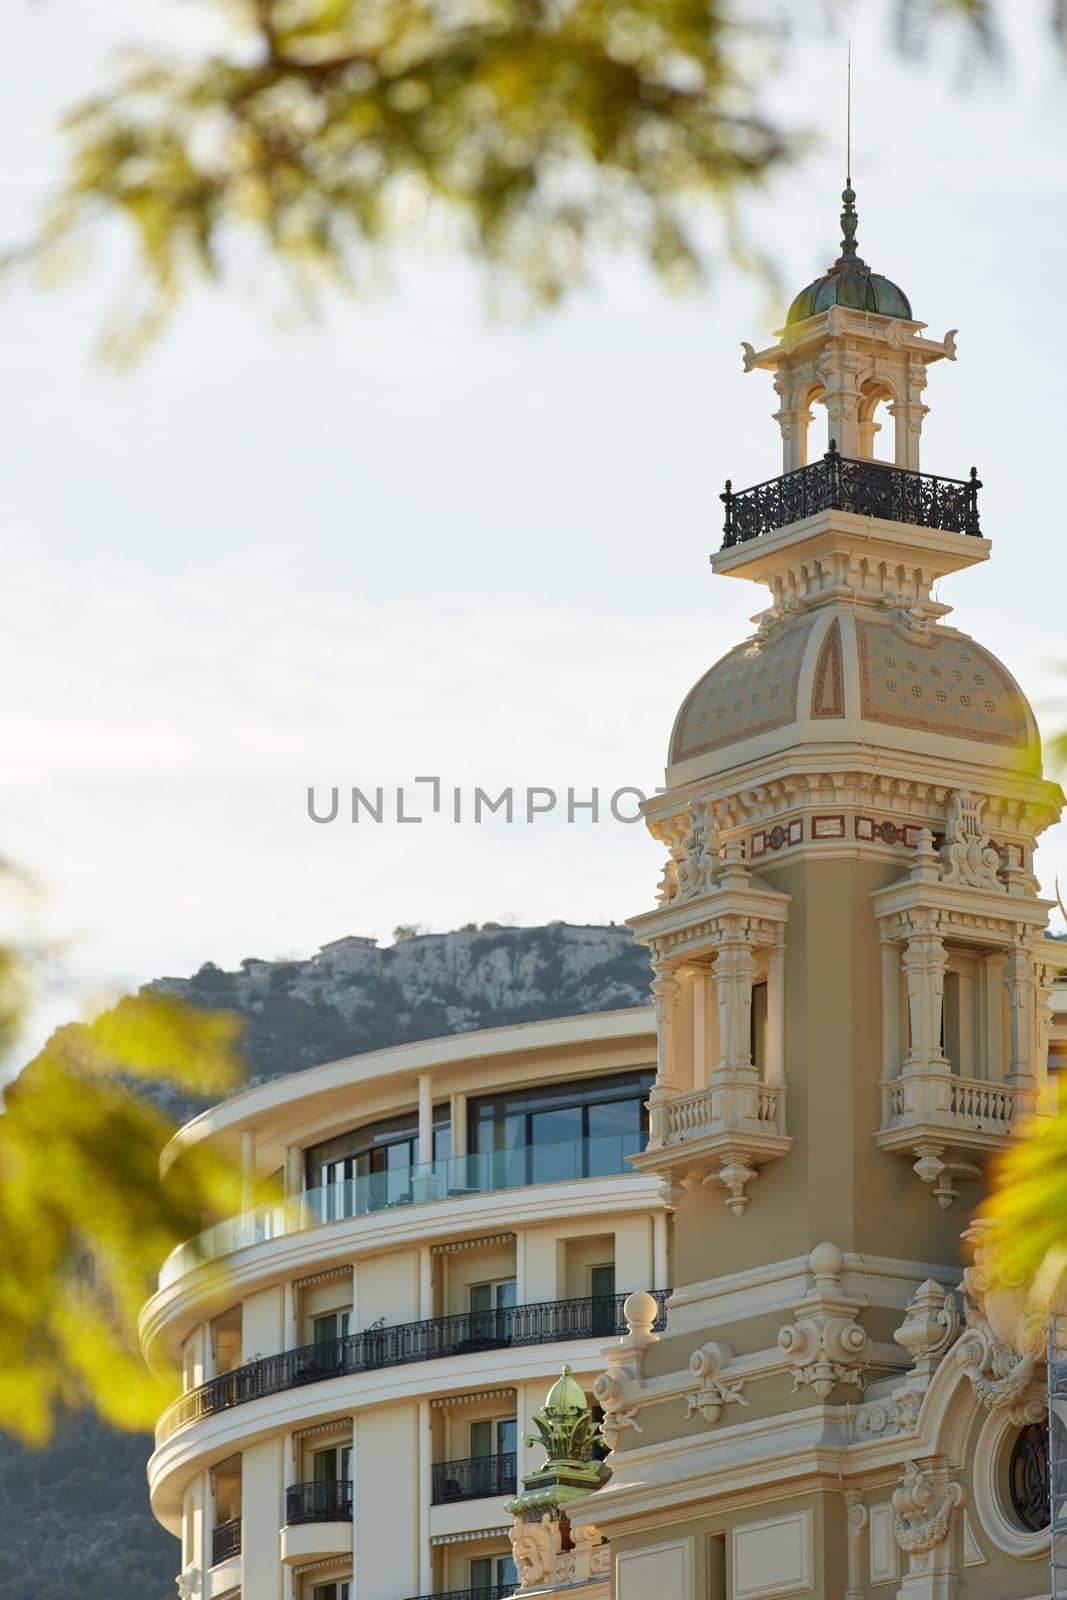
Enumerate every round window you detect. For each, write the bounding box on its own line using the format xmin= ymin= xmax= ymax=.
xmin=1008 ymin=1423 xmax=1050 ymax=1534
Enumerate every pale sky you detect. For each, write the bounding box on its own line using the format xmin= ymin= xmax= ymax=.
xmin=2 ymin=2 xmax=1065 ymax=1062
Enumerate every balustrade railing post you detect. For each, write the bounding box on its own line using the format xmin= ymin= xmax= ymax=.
xmin=824 ymin=439 xmax=842 ymax=510
xmin=720 ymin=479 xmax=736 ymax=547
xmin=966 ymin=466 xmax=982 ymax=536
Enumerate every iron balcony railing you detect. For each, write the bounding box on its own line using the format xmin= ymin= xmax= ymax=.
xmin=431 ymin=1452 xmax=517 ymax=1504
xmin=720 ymin=442 xmax=982 ymax=547
xmin=404 ymin=1587 xmax=515 ymax=1600
xmin=158 ymin=1290 xmax=669 ymax=1443
xmin=285 ymin=1478 xmax=354 ymax=1525
xmin=211 ymin=1515 xmax=242 ymax=1566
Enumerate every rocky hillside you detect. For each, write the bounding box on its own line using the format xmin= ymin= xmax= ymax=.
xmin=0 ymin=923 xmax=650 ymax=1600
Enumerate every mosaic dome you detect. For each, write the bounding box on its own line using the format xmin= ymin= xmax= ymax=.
xmin=667 ymin=611 xmax=1038 ymax=780
xmin=786 ymin=185 xmax=912 ymax=326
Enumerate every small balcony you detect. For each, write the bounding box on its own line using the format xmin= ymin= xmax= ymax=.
xmin=158 ymin=1290 xmax=669 ymax=1442
xmin=286 ymin=1479 xmax=353 ymax=1524
xmin=720 ymin=443 xmax=982 ymax=548
xmin=875 ymin=1069 xmax=1031 ymax=1206
xmin=404 ymin=1587 xmax=515 ymax=1600
xmin=281 ymin=1480 xmax=353 ymax=1567
xmin=211 ymin=1515 xmax=242 ymax=1567
xmin=431 ymin=1453 xmax=517 ymax=1505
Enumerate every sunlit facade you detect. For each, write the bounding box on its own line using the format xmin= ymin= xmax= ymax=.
xmin=143 ymin=1008 xmax=670 ymax=1600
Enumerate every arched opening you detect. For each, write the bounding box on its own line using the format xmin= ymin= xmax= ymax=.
xmin=795 ymin=382 xmax=825 ymax=467
xmin=858 ymin=379 xmax=894 ymax=462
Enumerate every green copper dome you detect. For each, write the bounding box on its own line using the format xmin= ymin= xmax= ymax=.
xmin=786 ymin=185 xmax=912 ymax=326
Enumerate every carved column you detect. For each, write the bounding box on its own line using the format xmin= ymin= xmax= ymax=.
xmin=817 ymin=336 xmax=864 ymax=459
xmin=712 ymin=931 xmax=757 ymax=1080
xmin=764 ymin=941 xmax=786 ymax=1087
xmin=981 ymin=952 xmax=1007 ymax=1082
xmin=1005 ymin=942 xmax=1036 ymax=1088
xmin=647 ymin=960 xmax=681 ymax=1147
xmin=1035 ymin=961 xmax=1056 ymax=1108
xmin=880 ymin=934 xmax=903 ymax=1082
xmin=889 ymin=357 xmax=929 ymax=470
xmin=902 ymin=917 xmax=949 ymax=1073
xmin=844 ymin=1490 xmax=868 ymax=1600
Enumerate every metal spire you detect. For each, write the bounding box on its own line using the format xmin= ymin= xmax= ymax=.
xmin=839 ymin=42 xmax=860 ymax=262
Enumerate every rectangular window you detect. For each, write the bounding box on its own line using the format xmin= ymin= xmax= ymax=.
xmin=313 ymin=1584 xmax=351 ymax=1600
xmin=750 ymin=981 xmax=768 ymax=1071
xmin=470 ymin=1556 xmax=517 ymax=1592
xmin=589 ymin=1263 xmax=616 ymax=1335
xmin=470 ymin=1418 xmax=492 ymax=1457
xmin=313 ymin=1444 xmax=352 ymax=1483
xmin=313 ymin=1310 xmax=351 ymax=1345
xmin=469 ymin=1279 xmax=517 ymax=1313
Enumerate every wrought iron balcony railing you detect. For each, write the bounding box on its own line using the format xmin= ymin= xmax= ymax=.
xmin=404 ymin=1587 xmax=514 ymax=1600
xmin=158 ymin=1290 xmax=669 ymax=1442
xmin=211 ymin=1515 xmax=242 ymax=1566
xmin=431 ymin=1452 xmax=517 ymax=1504
xmin=720 ymin=443 xmax=982 ymax=547
xmin=285 ymin=1479 xmax=354 ymax=1525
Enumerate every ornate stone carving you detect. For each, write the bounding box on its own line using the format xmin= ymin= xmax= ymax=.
xmin=591 ymin=1290 xmax=660 ymax=1450
xmin=675 ymin=812 xmax=720 ymax=902
xmin=892 ymin=1461 xmax=963 ymax=1562
xmin=954 ymin=1299 xmax=1045 ymax=1422
xmin=777 ymin=1242 xmax=872 ymax=1399
xmin=511 ymin=1513 xmax=562 ymax=1587
xmin=854 ymin=1390 xmax=921 ymax=1440
xmin=592 ymin=1363 xmax=644 ymax=1451
xmin=683 ymin=1340 xmax=748 ymax=1424
xmin=176 ymin=1568 xmax=202 ymax=1600
xmin=893 ymin=1280 xmax=961 ymax=1381
xmin=938 ymin=789 xmax=1002 ymax=892
xmin=844 ymin=1491 xmax=868 ymax=1600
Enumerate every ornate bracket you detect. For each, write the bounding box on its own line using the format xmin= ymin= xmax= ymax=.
xmin=683 ymin=1341 xmax=748 ymax=1425
xmin=176 ymin=1567 xmax=202 ymax=1600
xmin=777 ymin=1242 xmax=872 ymax=1399
xmin=954 ymin=1298 xmax=1045 ymax=1423
xmin=892 ymin=1461 xmax=963 ymax=1569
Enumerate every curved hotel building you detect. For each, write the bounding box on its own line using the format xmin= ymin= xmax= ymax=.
xmin=143 ymin=1006 xmax=669 ymax=1600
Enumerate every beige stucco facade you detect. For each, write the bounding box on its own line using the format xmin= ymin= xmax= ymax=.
xmin=144 ymin=184 xmax=1067 ymax=1600
xmin=142 ymin=1008 xmax=669 ymax=1600
xmin=524 ymin=190 xmax=1067 ymax=1600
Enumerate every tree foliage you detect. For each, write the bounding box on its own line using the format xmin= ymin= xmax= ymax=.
xmin=0 ymin=991 xmax=245 ymax=1445
xmin=14 ymin=0 xmax=1066 ymax=360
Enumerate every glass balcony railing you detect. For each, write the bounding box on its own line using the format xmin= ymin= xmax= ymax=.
xmin=158 ymin=1133 xmax=645 ymax=1290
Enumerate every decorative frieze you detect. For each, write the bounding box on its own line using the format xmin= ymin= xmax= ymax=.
xmin=854 ymin=1390 xmax=921 ymax=1440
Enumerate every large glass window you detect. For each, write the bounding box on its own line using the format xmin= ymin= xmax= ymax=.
xmin=306 ymin=1104 xmax=451 ymax=1203
xmin=470 ymin=1555 xmax=518 ymax=1593
xmin=469 ymin=1071 xmax=653 ymax=1184
xmin=313 ymin=1444 xmax=352 ymax=1483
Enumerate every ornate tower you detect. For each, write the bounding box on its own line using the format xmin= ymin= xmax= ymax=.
xmin=575 ymin=189 xmax=1067 ymax=1600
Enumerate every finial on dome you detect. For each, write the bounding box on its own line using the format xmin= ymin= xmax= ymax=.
xmin=839 ymin=183 xmax=859 ymax=262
